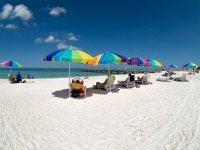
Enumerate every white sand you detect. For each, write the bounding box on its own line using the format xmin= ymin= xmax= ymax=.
xmin=0 ymin=71 xmax=200 ymax=150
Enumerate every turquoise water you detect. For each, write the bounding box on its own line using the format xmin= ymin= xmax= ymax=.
xmin=0 ymin=67 xmax=163 ymax=79
xmin=0 ymin=68 xmax=106 ymax=79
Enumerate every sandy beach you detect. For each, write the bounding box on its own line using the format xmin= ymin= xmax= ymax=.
xmin=0 ymin=71 xmax=200 ymax=150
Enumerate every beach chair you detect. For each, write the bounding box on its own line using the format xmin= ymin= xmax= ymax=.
xmin=118 ymin=76 xmax=135 ymax=88
xmin=98 ymin=76 xmax=116 ymax=91
xmin=174 ymin=73 xmax=188 ymax=82
xmin=141 ymin=76 xmax=152 ymax=85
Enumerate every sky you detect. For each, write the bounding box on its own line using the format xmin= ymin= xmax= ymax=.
xmin=0 ymin=0 xmax=200 ymax=68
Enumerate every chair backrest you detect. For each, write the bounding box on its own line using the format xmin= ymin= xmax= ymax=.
xmin=182 ymin=73 xmax=187 ymax=80
xmin=142 ymin=75 xmax=148 ymax=82
xmin=124 ymin=76 xmax=130 ymax=83
xmin=106 ymin=76 xmax=115 ymax=87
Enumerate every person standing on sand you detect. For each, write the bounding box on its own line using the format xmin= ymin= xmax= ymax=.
xmin=192 ymin=68 xmax=195 ymax=75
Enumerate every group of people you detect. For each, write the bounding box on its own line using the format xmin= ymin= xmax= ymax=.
xmin=70 ymin=75 xmax=85 ymax=97
xmin=69 ymin=72 xmax=150 ymax=98
xmin=188 ymin=68 xmax=199 ymax=75
xmin=8 ymin=72 xmax=26 ymax=83
xmin=26 ymin=74 xmax=35 ymax=79
xmin=118 ymin=72 xmax=149 ymax=84
xmin=162 ymin=70 xmax=176 ymax=77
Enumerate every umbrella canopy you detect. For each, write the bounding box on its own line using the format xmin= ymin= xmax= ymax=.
xmin=94 ymin=52 xmax=124 ymax=64
xmin=128 ymin=57 xmax=150 ymax=66
xmin=141 ymin=58 xmax=150 ymax=66
xmin=182 ymin=63 xmax=198 ymax=68
xmin=1 ymin=60 xmax=22 ymax=67
xmin=147 ymin=59 xmax=162 ymax=67
xmin=167 ymin=64 xmax=178 ymax=69
xmin=44 ymin=49 xmax=95 ymax=64
xmin=43 ymin=49 xmax=95 ymax=97
xmin=113 ymin=53 xmax=128 ymax=64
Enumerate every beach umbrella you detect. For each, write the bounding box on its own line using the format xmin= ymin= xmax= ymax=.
xmin=147 ymin=59 xmax=162 ymax=67
xmin=182 ymin=63 xmax=198 ymax=68
xmin=94 ymin=52 xmax=127 ymax=75
xmin=146 ymin=59 xmax=162 ymax=82
xmin=1 ymin=60 xmax=22 ymax=74
xmin=113 ymin=53 xmax=128 ymax=64
xmin=127 ymin=57 xmax=150 ymax=73
xmin=167 ymin=64 xmax=178 ymax=69
xmin=128 ymin=57 xmax=150 ymax=66
xmin=43 ymin=49 xmax=95 ymax=97
xmin=94 ymin=52 xmax=125 ymax=65
xmin=94 ymin=52 xmax=127 ymax=92
xmin=140 ymin=58 xmax=150 ymax=66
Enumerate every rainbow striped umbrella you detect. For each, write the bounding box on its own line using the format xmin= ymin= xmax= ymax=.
xmin=128 ymin=57 xmax=150 ymax=66
xmin=94 ymin=52 xmax=125 ymax=64
xmin=94 ymin=52 xmax=127 ymax=91
xmin=182 ymin=63 xmax=198 ymax=68
xmin=113 ymin=53 xmax=128 ymax=64
xmin=94 ymin=52 xmax=127 ymax=73
xmin=43 ymin=49 xmax=95 ymax=97
xmin=147 ymin=59 xmax=162 ymax=67
xmin=1 ymin=60 xmax=22 ymax=67
xmin=1 ymin=60 xmax=22 ymax=74
xmin=44 ymin=49 xmax=95 ymax=64
xmin=168 ymin=64 xmax=178 ymax=69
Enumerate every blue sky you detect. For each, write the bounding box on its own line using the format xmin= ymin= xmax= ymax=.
xmin=0 ymin=0 xmax=200 ymax=68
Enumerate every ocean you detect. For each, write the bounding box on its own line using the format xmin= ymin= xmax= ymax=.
xmin=0 ymin=67 xmax=163 ymax=79
xmin=0 ymin=68 xmax=106 ymax=79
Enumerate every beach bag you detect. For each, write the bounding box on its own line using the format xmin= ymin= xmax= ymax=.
xmin=71 ymin=89 xmax=80 ymax=98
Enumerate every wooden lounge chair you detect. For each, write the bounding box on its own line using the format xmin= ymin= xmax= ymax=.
xmin=98 ymin=76 xmax=116 ymax=91
xmin=118 ymin=76 xmax=136 ymax=88
xmin=141 ymin=76 xmax=152 ymax=84
xmin=174 ymin=73 xmax=188 ymax=82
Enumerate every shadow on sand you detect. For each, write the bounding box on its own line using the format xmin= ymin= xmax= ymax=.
xmin=52 ymin=86 xmax=120 ymax=100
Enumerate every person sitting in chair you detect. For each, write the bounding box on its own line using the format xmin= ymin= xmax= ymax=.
xmin=70 ymin=78 xmax=85 ymax=97
xmin=136 ymin=72 xmax=149 ymax=84
xmin=93 ymin=75 xmax=115 ymax=89
xmin=8 ymin=74 xmax=15 ymax=83
xmin=118 ymin=73 xmax=135 ymax=84
xmin=15 ymin=72 xmax=26 ymax=83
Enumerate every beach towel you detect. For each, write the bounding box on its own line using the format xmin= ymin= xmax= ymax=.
xmin=157 ymin=77 xmax=172 ymax=82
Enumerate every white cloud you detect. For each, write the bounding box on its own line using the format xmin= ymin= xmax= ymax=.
xmin=35 ymin=37 xmax=43 ymax=43
xmin=67 ymin=33 xmax=79 ymax=41
xmin=44 ymin=35 xmax=58 ymax=43
xmin=35 ymin=33 xmax=80 ymax=50
xmin=0 ymin=3 xmax=13 ymax=19
xmin=49 ymin=7 xmax=66 ymax=16
xmin=0 ymin=3 xmax=32 ymax=21
xmin=57 ymin=42 xmax=79 ymax=50
xmin=12 ymin=4 xmax=32 ymax=21
xmin=0 ymin=23 xmax=18 ymax=29
xmin=5 ymin=24 xmax=18 ymax=29
xmin=57 ymin=42 xmax=69 ymax=49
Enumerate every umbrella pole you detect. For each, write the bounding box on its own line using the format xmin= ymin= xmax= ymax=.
xmin=69 ymin=62 xmax=71 ymax=98
xmin=107 ymin=63 xmax=111 ymax=92
xmin=149 ymin=67 xmax=151 ymax=82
